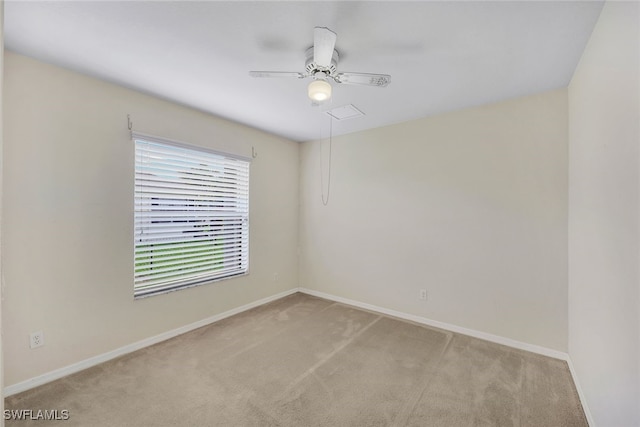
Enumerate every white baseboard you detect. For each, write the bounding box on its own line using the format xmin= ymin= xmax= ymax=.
xmin=299 ymin=287 xmax=595 ymax=425
xmin=5 ymin=286 xmax=594 ymax=426
xmin=299 ymin=287 xmax=568 ymax=360
xmin=4 ymin=288 xmax=299 ymax=397
xmin=566 ymin=356 xmax=596 ymax=426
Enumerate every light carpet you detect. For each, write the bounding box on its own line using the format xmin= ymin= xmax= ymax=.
xmin=5 ymin=293 xmax=587 ymax=426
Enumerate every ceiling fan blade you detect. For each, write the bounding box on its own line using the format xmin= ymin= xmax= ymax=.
xmin=249 ymin=71 xmax=305 ymax=78
xmin=313 ymin=27 xmax=337 ymax=68
xmin=334 ymin=72 xmax=391 ymax=87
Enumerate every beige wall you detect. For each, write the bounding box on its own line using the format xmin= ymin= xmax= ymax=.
xmin=568 ymin=2 xmax=640 ymax=425
xmin=2 ymin=52 xmax=299 ymax=387
xmin=300 ymin=89 xmax=569 ymax=351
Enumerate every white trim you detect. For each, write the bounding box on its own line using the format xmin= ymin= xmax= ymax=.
xmin=4 ymin=285 xmax=594 ymax=425
xmin=299 ymin=287 xmax=595 ymax=424
xmin=566 ymin=356 xmax=595 ymax=426
xmin=298 ymin=288 xmax=568 ymax=359
xmin=3 ymin=288 xmax=298 ymax=397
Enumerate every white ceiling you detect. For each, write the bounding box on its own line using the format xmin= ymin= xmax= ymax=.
xmin=4 ymin=1 xmax=603 ymax=142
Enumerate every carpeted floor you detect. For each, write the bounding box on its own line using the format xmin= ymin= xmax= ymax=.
xmin=5 ymin=293 xmax=588 ymax=426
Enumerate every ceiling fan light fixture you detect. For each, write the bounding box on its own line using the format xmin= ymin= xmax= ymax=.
xmin=308 ymin=79 xmax=332 ymax=102
xmin=250 ymin=27 xmax=391 ymax=103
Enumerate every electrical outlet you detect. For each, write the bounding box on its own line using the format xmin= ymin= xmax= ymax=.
xmin=419 ymin=289 xmax=428 ymax=301
xmin=30 ymin=331 xmax=44 ymax=349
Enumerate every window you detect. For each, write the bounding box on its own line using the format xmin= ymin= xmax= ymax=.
xmin=134 ymin=134 xmax=250 ymax=298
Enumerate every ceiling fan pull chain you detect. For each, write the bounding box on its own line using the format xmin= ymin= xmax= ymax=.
xmin=321 ymin=116 xmax=333 ymax=206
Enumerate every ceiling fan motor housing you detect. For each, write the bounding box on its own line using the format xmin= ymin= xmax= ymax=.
xmin=305 ymin=47 xmax=339 ymax=77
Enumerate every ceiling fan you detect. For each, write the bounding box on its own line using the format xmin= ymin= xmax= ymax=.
xmin=249 ymin=27 xmax=391 ymax=102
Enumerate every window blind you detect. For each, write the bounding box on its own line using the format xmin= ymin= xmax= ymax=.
xmin=134 ymin=135 xmax=250 ymax=298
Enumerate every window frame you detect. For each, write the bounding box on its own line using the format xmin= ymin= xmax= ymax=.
xmin=133 ymin=132 xmax=250 ymax=299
